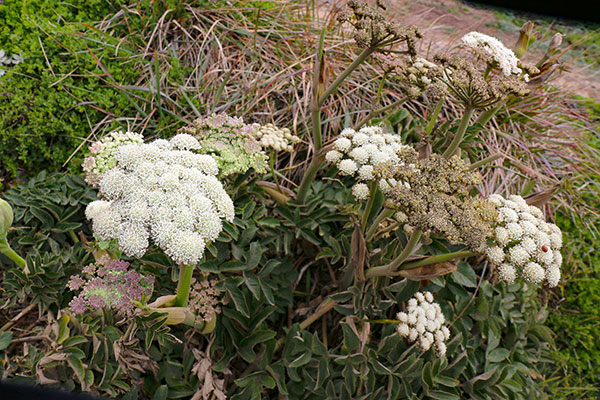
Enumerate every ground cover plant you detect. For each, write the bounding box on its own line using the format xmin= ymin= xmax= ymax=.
xmin=1 ymin=1 xmax=599 ymax=399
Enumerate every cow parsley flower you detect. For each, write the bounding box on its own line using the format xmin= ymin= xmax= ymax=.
xmin=325 ymin=126 xmax=411 ymax=201
xmin=485 ymin=194 xmax=562 ymax=287
xmin=461 ymin=32 xmax=521 ymax=76
xmin=396 ymin=291 xmax=450 ymax=357
xmin=86 ymin=134 xmax=234 ymax=266
xmin=254 ymin=123 xmax=301 ymax=152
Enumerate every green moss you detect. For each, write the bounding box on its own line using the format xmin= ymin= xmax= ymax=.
xmin=0 ymin=0 xmax=142 ymax=178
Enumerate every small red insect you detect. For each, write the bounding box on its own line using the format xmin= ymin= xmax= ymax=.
xmin=541 ymin=245 xmax=549 ymax=252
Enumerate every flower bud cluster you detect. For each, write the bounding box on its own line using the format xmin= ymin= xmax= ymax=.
xmin=255 ymin=123 xmax=301 ymax=152
xmin=0 ymin=198 xmax=14 ymax=239
xmin=396 ymin=291 xmax=450 ymax=357
xmin=68 ymin=256 xmax=154 ymax=315
xmin=486 ymin=194 xmax=562 ymax=286
xmin=178 ymin=114 xmax=269 ymax=177
xmin=85 ymin=133 xmax=234 ymax=265
xmin=325 ymin=126 xmax=412 ymax=201
xmin=189 ymin=278 xmax=221 ymax=322
xmin=82 ymin=130 xmax=144 ymax=187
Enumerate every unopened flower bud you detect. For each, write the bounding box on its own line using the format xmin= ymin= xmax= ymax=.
xmin=0 ymin=198 xmax=14 ymax=238
xmin=514 ymin=21 xmax=534 ymax=58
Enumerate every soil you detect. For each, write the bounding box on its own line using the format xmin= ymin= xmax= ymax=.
xmin=390 ymin=0 xmax=600 ymax=100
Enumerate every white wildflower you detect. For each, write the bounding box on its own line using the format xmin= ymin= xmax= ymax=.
xmin=461 ymin=31 xmax=521 ymax=76
xmin=352 ymin=183 xmax=370 ymax=201
xmin=338 ymin=159 xmax=358 ymax=175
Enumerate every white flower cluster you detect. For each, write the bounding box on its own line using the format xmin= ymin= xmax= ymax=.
xmin=325 ymin=126 xmax=410 ymax=201
xmin=85 ymin=134 xmax=235 ymax=265
xmin=255 ymin=123 xmax=301 ymax=152
xmin=486 ymin=194 xmax=562 ymax=286
xmin=461 ymin=32 xmax=521 ymax=76
xmin=396 ymin=292 xmax=450 ymax=357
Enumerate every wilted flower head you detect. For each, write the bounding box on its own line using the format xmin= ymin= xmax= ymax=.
xmin=189 ymin=278 xmax=222 ymax=322
xmin=396 ymin=291 xmax=450 ymax=357
xmin=82 ymin=130 xmax=144 ymax=187
xmin=85 ymin=134 xmax=234 ymax=265
xmin=325 ymin=126 xmax=412 ymax=201
xmin=338 ymin=0 xmax=421 ymax=53
xmin=255 ymin=123 xmax=301 ymax=152
xmin=378 ymin=152 xmax=497 ymax=252
xmin=68 ymin=256 xmax=154 ymax=315
xmin=485 ymin=194 xmax=562 ymax=287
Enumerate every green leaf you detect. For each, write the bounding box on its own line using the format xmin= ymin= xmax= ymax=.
xmin=154 ymin=385 xmax=168 ymax=400
xmin=288 ymin=352 xmax=312 ymax=368
xmin=224 ymin=282 xmax=250 ymax=318
xmin=452 ymin=261 xmax=478 ymax=288
xmin=341 ymin=322 xmax=360 ymax=352
xmin=488 ymin=348 xmax=510 ymax=362
xmin=428 ymin=390 xmax=460 ymax=400
xmin=0 ymin=331 xmax=13 ymax=350
xmin=243 ymin=273 xmax=261 ymax=300
xmin=66 ymin=354 xmax=85 ymax=383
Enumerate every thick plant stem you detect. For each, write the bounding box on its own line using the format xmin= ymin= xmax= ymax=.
xmin=399 ymin=250 xmax=476 ymax=271
xmin=300 ymin=297 xmax=336 ymax=330
xmin=475 ymin=104 xmax=502 ymax=127
xmin=296 ymin=151 xmax=326 ymax=204
xmin=175 ymin=265 xmax=194 ymax=307
xmin=442 ymin=106 xmax=474 ymax=159
xmin=318 ymin=46 xmax=376 ymax=107
xmin=365 ymin=230 xmax=422 ymax=278
xmin=365 ymin=208 xmax=394 ymax=241
xmin=0 ymin=238 xmax=28 ymax=274
xmin=360 ymin=183 xmax=378 ymax=234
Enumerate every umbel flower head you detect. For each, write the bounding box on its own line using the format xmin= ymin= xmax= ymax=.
xmin=177 ymin=114 xmax=269 ymax=177
xmin=461 ymin=32 xmax=522 ymax=76
xmin=189 ymin=278 xmax=222 ymax=322
xmin=82 ymin=130 xmax=144 ymax=187
xmin=85 ymin=133 xmax=235 ymax=265
xmin=68 ymin=256 xmax=154 ymax=315
xmin=378 ymin=152 xmax=497 ymax=252
xmin=396 ymin=291 xmax=450 ymax=357
xmin=325 ymin=126 xmax=412 ymax=201
xmin=485 ymin=194 xmax=562 ymax=287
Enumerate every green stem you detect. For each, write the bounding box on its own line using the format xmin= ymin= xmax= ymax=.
xmin=318 ymin=46 xmax=377 ymax=107
xmin=0 ymin=238 xmax=28 ymax=273
xmin=311 ymin=29 xmax=326 ymax=151
xmin=365 ymin=230 xmax=422 ymax=278
xmin=295 ymin=151 xmax=326 ymax=204
xmin=175 ymin=264 xmax=194 ymax=307
xmin=469 ymin=154 xmax=501 ymax=170
xmin=299 ymin=297 xmax=336 ymax=330
xmin=442 ymin=106 xmax=474 ymax=159
xmin=364 ymin=319 xmax=401 ymax=324
xmin=360 ymin=182 xmax=378 ymax=234
xmin=399 ymin=250 xmax=476 ymax=271
xmin=269 ymin=149 xmax=283 ymax=193
xmin=475 ymin=103 xmax=502 ymax=126
xmin=68 ymin=230 xmax=79 ymax=244
xmin=425 ymin=98 xmax=445 ymax=135
xmin=365 ymin=208 xmax=394 ymax=242
xmin=354 ymin=96 xmax=409 ymax=129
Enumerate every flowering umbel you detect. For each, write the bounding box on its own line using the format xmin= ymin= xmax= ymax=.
xmin=68 ymin=256 xmax=154 ymax=315
xmin=486 ymin=194 xmax=562 ymax=286
xmin=85 ymin=133 xmax=234 ymax=265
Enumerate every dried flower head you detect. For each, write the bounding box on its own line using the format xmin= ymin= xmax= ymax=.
xmin=178 ymin=114 xmax=269 ymax=177
xmin=378 ymin=151 xmax=497 ymax=252
xmin=85 ymin=134 xmax=234 ymax=265
xmin=396 ymin=291 xmax=450 ymax=357
xmin=338 ymin=0 xmax=421 ymax=53
xmin=82 ymin=130 xmax=144 ymax=187
xmin=486 ymin=194 xmax=562 ymax=287
xmin=68 ymin=256 xmax=154 ymax=315
xmin=189 ymin=278 xmax=222 ymax=322
xmin=255 ymin=123 xmax=301 ymax=152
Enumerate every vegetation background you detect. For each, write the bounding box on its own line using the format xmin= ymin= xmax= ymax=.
xmin=0 ymin=0 xmax=598 ymax=398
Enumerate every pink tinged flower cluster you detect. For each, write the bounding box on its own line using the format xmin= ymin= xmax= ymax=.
xmin=68 ymin=256 xmax=154 ymax=316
